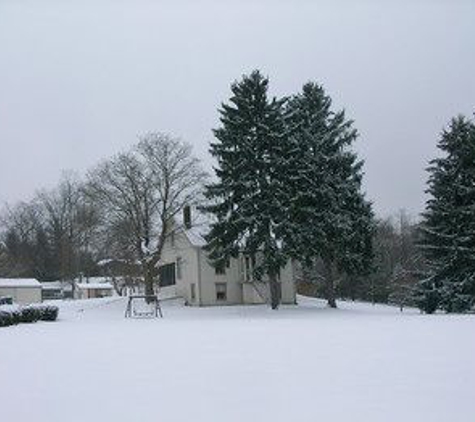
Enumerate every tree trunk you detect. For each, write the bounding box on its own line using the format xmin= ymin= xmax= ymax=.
xmin=350 ymin=278 xmax=356 ymax=302
xmin=323 ymin=259 xmax=337 ymax=308
xmin=268 ymin=271 xmax=281 ymax=310
xmin=141 ymin=220 xmax=167 ymax=300
xmin=144 ymin=263 xmax=155 ymax=299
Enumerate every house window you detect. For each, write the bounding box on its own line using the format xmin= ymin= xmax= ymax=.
xmin=170 ymin=232 xmax=175 ymax=248
xmin=215 ymin=266 xmax=225 ymax=276
xmin=190 ymin=283 xmax=196 ymax=301
xmin=159 ymin=263 xmax=176 ymax=287
xmin=215 ymin=283 xmax=227 ymax=301
xmin=176 ymin=257 xmax=183 ymax=279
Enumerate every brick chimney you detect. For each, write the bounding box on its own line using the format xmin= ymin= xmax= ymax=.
xmin=183 ymin=205 xmax=192 ymax=229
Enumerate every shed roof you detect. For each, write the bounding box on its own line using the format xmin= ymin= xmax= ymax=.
xmin=0 ymin=278 xmax=42 ymax=288
xmin=76 ymin=282 xmax=113 ymax=290
xmin=40 ymin=281 xmax=64 ymax=290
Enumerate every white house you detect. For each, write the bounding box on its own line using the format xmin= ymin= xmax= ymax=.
xmin=0 ymin=278 xmax=42 ymax=305
xmin=158 ymin=225 xmax=297 ymax=306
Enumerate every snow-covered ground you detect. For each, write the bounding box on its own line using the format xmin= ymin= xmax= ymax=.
xmin=1 ymin=296 xmax=474 ymax=422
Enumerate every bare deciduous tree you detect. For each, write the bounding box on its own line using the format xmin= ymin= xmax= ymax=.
xmin=86 ymin=133 xmax=207 ymax=296
xmin=0 ymin=201 xmax=43 ymax=277
xmin=34 ymin=173 xmax=101 ymax=290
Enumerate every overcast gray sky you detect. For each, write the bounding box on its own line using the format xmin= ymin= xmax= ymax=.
xmin=0 ymin=0 xmax=474 ymax=219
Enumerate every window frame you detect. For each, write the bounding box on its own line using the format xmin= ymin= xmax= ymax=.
xmin=215 ymin=282 xmax=227 ymax=302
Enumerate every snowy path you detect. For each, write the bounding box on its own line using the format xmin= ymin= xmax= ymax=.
xmin=1 ymin=297 xmax=474 ymax=422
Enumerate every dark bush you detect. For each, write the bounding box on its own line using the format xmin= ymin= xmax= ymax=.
xmin=0 ymin=310 xmax=12 ymax=327
xmin=10 ymin=309 xmax=21 ymax=325
xmin=0 ymin=296 xmax=13 ymax=305
xmin=0 ymin=309 xmax=20 ymax=327
xmin=37 ymin=305 xmax=59 ymax=321
xmin=0 ymin=304 xmax=59 ymax=328
xmin=19 ymin=307 xmax=42 ymax=323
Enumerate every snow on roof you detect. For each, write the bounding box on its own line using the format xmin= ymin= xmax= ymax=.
xmin=173 ymin=206 xmax=210 ymax=248
xmin=184 ymin=226 xmax=207 ymax=247
xmin=43 ymin=279 xmax=111 ymax=291
xmin=0 ymin=278 xmax=41 ymax=288
xmin=97 ymin=258 xmax=140 ymax=266
xmin=85 ymin=277 xmax=111 ymax=284
xmin=97 ymin=258 xmax=116 ymax=266
xmin=76 ymin=282 xmax=114 ymax=290
xmin=40 ymin=281 xmax=64 ymax=290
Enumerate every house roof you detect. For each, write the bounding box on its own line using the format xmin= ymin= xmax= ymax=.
xmin=0 ymin=278 xmax=42 ymax=288
xmin=40 ymin=281 xmax=74 ymax=292
xmin=76 ymin=282 xmax=114 ymax=290
xmin=40 ymin=281 xmax=74 ymax=291
xmin=40 ymin=282 xmax=63 ymax=290
xmin=184 ymin=227 xmax=207 ymax=247
xmin=173 ymin=205 xmax=209 ymax=248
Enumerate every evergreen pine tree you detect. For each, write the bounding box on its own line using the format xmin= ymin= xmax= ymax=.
xmin=202 ymin=70 xmax=288 ymax=309
xmin=283 ymin=82 xmax=374 ymax=308
xmin=416 ymin=115 xmax=475 ymax=313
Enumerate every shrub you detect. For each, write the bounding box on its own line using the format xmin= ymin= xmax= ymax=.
xmin=0 ymin=308 xmax=20 ymax=327
xmin=37 ymin=305 xmax=59 ymax=321
xmin=0 ymin=310 xmax=13 ymax=327
xmin=9 ymin=309 xmax=21 ymax=325
xmin=0 ymin=304 xmax=58 ymax=327
xmin=19 ymin=306 xmax=42 ymax=323
xmin=0 ymin=296 xmax=13 ymax=306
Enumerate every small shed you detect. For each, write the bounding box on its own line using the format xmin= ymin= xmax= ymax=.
xmin=0 ymin=279 xmax=42 ymax=305
xmin=75 ymin=282 xmax=114 ymax=299
xmin=40 ymin=281 xmax=65 ymax=301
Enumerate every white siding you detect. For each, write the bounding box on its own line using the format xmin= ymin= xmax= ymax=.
xmin=197 ymin=251 xmax=243 ymax=306
xmin=160 ymin=231 xmax=199 ymax=304
xmin=0 ymin=286 xmax=42 ymax=305
xmin=160 ymin=228 xmax=297 ymax=306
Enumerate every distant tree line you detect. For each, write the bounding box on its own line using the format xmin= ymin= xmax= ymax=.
xmin=297 ymin=211 xmax=425 ymax=309
xmin=0 ymin=174 xmax=99 ymax=284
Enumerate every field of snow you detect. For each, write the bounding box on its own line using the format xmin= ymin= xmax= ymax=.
xmin=1 ymin=295 xmax=474 ymax=422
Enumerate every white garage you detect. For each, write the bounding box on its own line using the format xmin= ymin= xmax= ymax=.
xmin=0 ymin=279 xmax=42 ymax=305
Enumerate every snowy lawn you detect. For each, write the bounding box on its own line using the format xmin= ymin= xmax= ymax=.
xmin=1 ymin=296 xmax=474 ymax=422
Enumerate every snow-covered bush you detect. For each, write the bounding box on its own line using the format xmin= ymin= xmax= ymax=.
xmin=36 ymin=305 xmax=59 ymax=321
xmin=0 ymin=296 xmax=13 ymax=306
xmin=0 ymin=304 xmax=59 ymax=327
xmin=0 ymin=311 xmax=9 ymax=327
xmin=0 ymin=310 xmax=12 ymax=327
xmin=19 ymin=306 xmax=42 ymax=323
xmin=0 ymin=308 xmax=21 ymax=327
